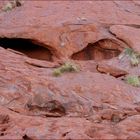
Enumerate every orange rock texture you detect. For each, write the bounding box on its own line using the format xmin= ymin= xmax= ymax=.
xmin=0 ymin=1 xmax=139 ymax=139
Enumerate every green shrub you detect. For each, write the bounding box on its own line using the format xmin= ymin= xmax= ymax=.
xmin=119 ymin=48 xmax=140 ymax=66
xmin=53 ymin=62 xmax=80 ymax=77
xmin=124 ymin=48 xmax=134 ymax=56
xmin=125 ymin=75 xmax=140 ymax=87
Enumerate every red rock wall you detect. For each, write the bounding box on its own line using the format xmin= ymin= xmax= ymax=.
xmin=0 ymin=1 xmax=139 ymax=139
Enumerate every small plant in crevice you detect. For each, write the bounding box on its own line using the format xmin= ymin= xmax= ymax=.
xmin=52 ymin=61 xmax=80 ymax=77
xmin=124 ymin=75 xmax=140 ymax=87
xmin=2 ymin=0 xmax=24 ymax=12
xmin=119 ymin=48 xmax=140 ymax=67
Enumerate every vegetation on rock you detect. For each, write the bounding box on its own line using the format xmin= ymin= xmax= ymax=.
xmin=125 ymin=75 xmax=140 ymax=87
xmin=2 ymin=0 xmax=23 ymax=12
xmin=53 ymin=61 xmax=80 ymax=77
xmin=119 ymin=48 xmax=140 ymax=66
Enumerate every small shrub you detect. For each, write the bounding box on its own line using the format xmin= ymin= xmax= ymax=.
xmin=53 ymin=69 xmax=62 ymax=77
xmin=2 ymin=2 xmax=13 ymax=12
xmin=119 ymin=48 xmax=140 ymax=67
xmin=124 ymin=48 xmax=134 ymax=56
xmin=125 ymin=75 xmax=140 ymax=87
xmin=130 ymin=54 xmax=139 ymax=66
xmin=2 ymin=0 xmax=23 ymax=12
xmin=52 ymin=62 xmax=80 ymax=77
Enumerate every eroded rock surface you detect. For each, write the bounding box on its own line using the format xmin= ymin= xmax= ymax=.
xmin=0 ymin=0 xmax=140 ymax=139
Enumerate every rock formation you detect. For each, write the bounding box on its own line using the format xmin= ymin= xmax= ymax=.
xmin=0 ymin=1 xmax=139 ymax=139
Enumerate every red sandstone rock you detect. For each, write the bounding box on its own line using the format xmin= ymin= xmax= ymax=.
xmin=97 ymin=63 xmax=128 ymax=78
xmin=0 ymin=0 xmax=139 ymax=139
xmin=110 ymin=25 xmax=140 ymax=52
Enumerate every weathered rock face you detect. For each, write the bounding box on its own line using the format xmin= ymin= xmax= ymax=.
xmin=0 ymin=38 xmax=53 ymax=61
xmin=71 ymin=39 xmax=122 ymax=61
xmin=0 ymin=0 xmax=140 ymax=139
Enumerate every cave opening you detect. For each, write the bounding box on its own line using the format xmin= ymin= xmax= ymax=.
xmin=71 ymin=39 xmax=122 ymax=61
xmin=0 ymin=38 xmax=53 ymax=61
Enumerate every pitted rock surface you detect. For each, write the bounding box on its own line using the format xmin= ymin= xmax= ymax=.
xmin=0 ymin=1 xmax=140 ymax=139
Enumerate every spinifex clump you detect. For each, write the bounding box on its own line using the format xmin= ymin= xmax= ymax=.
xmin=53 ymin=62 xmax=80 ymax=77
xmin=119 ymin=48 xmax=140 ymax=66
xmin=2 ymin=0 xmax=24 ymax=12
xmin=125 ymin=75 xmax=140 ymax=87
